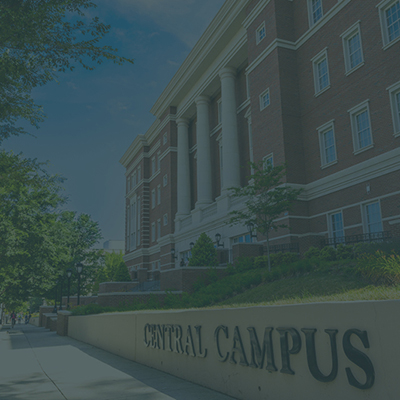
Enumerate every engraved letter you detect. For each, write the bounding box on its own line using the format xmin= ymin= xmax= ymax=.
xmin=144 ymin=324 xmax=150 ymax=347
xmin=185 ymin=325 xmax=196 ymax=357
xmin=174 ymin=325 xmax=184 ymax=354
xmin=214 ymin=325 xmax=229 ymax=362
xmin=230 ymin=326 xmax=249 ymax=367
xmin=247 ymin=327 xmax=277 ymax=371
xmin=195 ymin=325 xmax=208 ymax=358
xmin=343 ymin=329 xmax=375 ymax=390
xmin=277 ymin=327 xmax=301 ymax=375
xmin=302 ymin=328 xmax=338 ymax=382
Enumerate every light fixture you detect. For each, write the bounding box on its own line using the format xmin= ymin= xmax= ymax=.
xmin=171 ymin=248 xmax=178 ymax=259
xmin=215 ymin=233 xmax=224 ymax=248
xmin=247 ymin=222 xmax=257 ymax=241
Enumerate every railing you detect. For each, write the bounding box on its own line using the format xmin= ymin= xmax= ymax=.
xmin=263 ymin=243 xmax=300 ymax=254
xmin=324 ymin=231 xmax=392 ymax=247
xmin=131 ymin=280 xmax=160 ymax=292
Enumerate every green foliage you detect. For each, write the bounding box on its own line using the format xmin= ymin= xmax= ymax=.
xmin=356 ymin=251 xmax=400 ymax=286
xmin=0 ymin=0 xmax=134 ymax=140
xmin=336 ymin=244 xmax=355 ymax=260
xmin=353 ymin=240 xmax=400 ymax=257
xmin=0 ymin=151 xmax=65 ymax=303
xmin=112 ymin=262 xmax=131 ymax=282
xmin=304 ymin=246 xmax=321 ymax=259
xmin=304 ymin=245 xmax=355 ymax=261
xmin=0 ymin=151 xmax=103 ymax=304
xmin=188 ymin=232 xmax=218 ymax=267
xmin=28 ymin=297 xmax=43 ymax=313
xmin=228 ymin=162 xmax=302 ymax=271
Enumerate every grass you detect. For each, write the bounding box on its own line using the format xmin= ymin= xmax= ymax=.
xmin=217 ymin=272 xmax=400 ymax=307
xmin=72 ymin=256 xmax=400 ymax=315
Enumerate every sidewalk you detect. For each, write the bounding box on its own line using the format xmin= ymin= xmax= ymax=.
xmin=0 ymin=323 xmax=236 ymax=400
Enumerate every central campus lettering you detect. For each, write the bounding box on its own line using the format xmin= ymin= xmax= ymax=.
xmin=143 ymin=324 xmax=375 ymax=390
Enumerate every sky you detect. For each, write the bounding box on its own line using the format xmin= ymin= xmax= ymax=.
xmin=3 ymin=0 xmax=226 ymax=244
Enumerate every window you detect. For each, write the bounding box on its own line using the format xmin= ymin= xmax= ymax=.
xmin=263 ymin=153 xmax=274 ymax=169
xmin=259 ymin=88 xmax=270 ymax=111
xmin=378 ymin=0 xmax=400 ymax=47
xmin=151 ymin=156 xmax=156 ymax=176
xmin=127 ymin=177 xmax=131 ymax=192
xmin=157 ymin=151 xmax=161 ymax=171
xmin=329 ymin=212 xmax=344 ymax=242
xmin=317 ymin=120 xmax=337 ymax=167
xmin=388 ymin=81 xmax=400 ymax=136
xmin=219 ymin=143 xmax=223 ymax=189
xmin=137 ymin=197 xmax=141 ymax=246
xmin=151 ymin=222 xmax=156 ymax=242
xmin=312 ymin=49 xmax=330 ymax=95
xmin=163 ymin=214 xmax=168 ymax=226
xmin=256 ymin=22 xmax=266 ymax=44
xmin=157 ymin=219 xmax=161 ymax=239
xmin=132 ymin=171 xmax=137 ymax=188
xmin=151 ymin=189 xmax=156 ymax=209
xmin=130 ymin=198 xmax=137 ymax=251
xmin=157 ymin=184 xmax=161 ymax=205
xmin=163 ymin=132 xmax=168 ymax=145
xmin=163 ymin=174 xmax=168 ymax=187
xmin=308 ymin=0 xmax=323 ymax=27
xmin=233 ymin=234 xmax=252 ymax=244
xmin=137 ymin=165 xmax=141 ymax=182
xmin=217 ymin=99 xmax=222 ymax=124
xmin=341 ymin=22 xmax=364 ymax=74
xmin=364 ymin=202 xmax=383 ymax=234
xmin=348 ymin=100 xmax=373 ymax=154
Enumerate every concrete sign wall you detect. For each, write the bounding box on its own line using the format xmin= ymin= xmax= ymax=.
xmin=68 ymin=300 xmax=400 ymax=400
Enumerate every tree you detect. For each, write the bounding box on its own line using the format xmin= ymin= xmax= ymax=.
xmin=228 ymin=162 xmax=303 ymax=271
xmin=188 ymin=233 xmax=218 ymax=267
xmin=0 ymin=151 xmax=104 ymax=304
xmin=112 ymin=259 xmax=131 ymax=282
xmin=0 ymin=150 xmax=66 ymax=304
xmin=50 ymin=211 xmax=104 ymax=297
xmin=93 ymin=251 xmax=130 ymax=289
xmin=0 ymin=0 xmax=134 ymax=140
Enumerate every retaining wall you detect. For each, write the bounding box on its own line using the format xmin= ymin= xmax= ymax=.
xmin=67 ymin=300 xmax=400 ymax=400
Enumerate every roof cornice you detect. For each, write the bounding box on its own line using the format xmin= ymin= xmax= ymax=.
xmin=150 ymin=0 xmax=251 ymax=119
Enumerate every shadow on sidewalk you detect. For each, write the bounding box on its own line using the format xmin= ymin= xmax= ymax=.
xmin=4 ymin=324 xmax=236 ymax=400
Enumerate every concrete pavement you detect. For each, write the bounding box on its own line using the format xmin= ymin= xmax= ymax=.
xmin=0 ymin=323 xmax=236 ymax=400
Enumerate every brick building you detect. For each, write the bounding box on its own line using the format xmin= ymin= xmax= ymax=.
xmin=120 ymin=0 xmax=400 ymax=283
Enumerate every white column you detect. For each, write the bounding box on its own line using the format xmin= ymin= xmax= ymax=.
xmin=176 ymin=118 xmax=191 ymax=216
xmin=195 ymin=95 xmax=213 ymax=205
xmin=220 ymin=67 xmax=240 ymax=192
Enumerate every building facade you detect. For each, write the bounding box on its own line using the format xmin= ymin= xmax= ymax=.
xmin=120 ymin=0 xmax=400 ymax=281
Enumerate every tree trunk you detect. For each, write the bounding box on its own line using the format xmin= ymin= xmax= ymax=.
xmin=266 ymin=232 xmax=271 ymax=272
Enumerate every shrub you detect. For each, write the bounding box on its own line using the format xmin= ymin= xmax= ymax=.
xmin=270 ymin=252 xmax=300 ymax=266
xmin=336 ymin=244 xmax=354 ymax=260
xmin=188 ymin=232 xmax=218 ymax=267
xmin=304 ymin=246 xmax=321 ymax=259
xmin=320 ymin=246 xmax=337 ymax=261
xmin=356 ymin=251 xmax=400 ymax=285
xmin=234 ymin=256 xmax=255 ymax=272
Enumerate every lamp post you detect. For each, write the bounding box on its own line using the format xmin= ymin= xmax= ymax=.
xmin=52 ymin=279 xmax=59 ymax=314
xmin=215 ymin=233 xmax=224 ymax=248
xmin=59 ymin=276 xmax=64 ymax=310
xmin=247 ymin=222 xmax=257 ymax=243
xmin=66 ymin=268 xmax=72 ymax=310
xmin=76 ymin=263 xmax=83 ymax=306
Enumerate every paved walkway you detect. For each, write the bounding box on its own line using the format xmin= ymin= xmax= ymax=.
xmin=0 ymin=323 xmax=235 ymax=400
